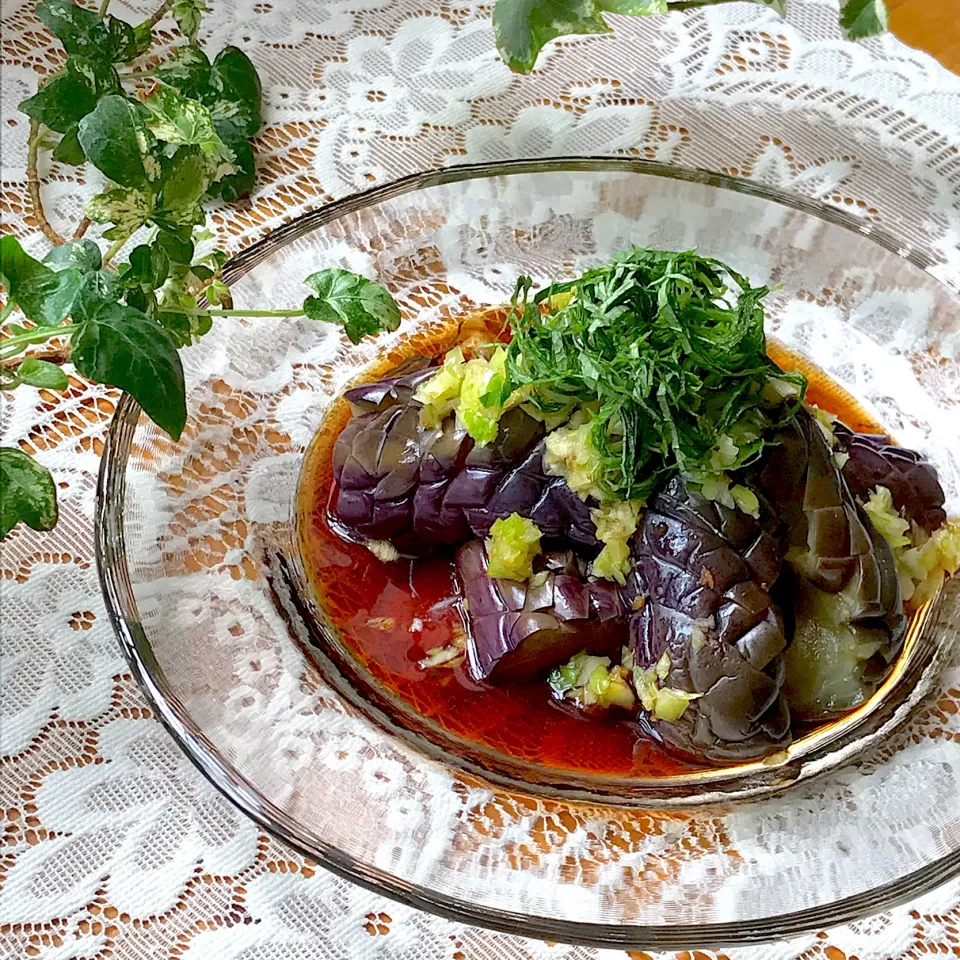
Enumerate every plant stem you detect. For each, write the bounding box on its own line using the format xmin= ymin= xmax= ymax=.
xmin=119 ymin=66 xmax=160 ymax=80
xmin=1 ymin=345 xmax=73 ymax=370
xmin=27 ymin=120 xmax=67 ymax=247
xmin=0 ymin=301 xmax=15 ymax=323
xmin=98 ymin=0 xmax=111 ymax=18
xmin=178 ymin=308 xmax=307 ymax=318
xmin=144 ymin=0 xmax=174 ymax=29
xmin=101 ymin=234 xmax=131 ymax=268
xmin=73 ymin=217 xmax=91 ymax=240
xmin=0 ymin=325 xmax=75 ymax=359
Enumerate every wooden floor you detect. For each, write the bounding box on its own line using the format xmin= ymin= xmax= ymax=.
xmin=888 ymin=0 xmax=960 ymax=73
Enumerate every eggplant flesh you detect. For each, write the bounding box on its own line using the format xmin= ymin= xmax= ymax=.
xmin=624 ymin=476 xmax=792 ymax=763
xmin=332 ymin=367 xmax=599 ymax=555
xmin=456 ymin=540 xmax=625 ymax=683
xmin=761 ymin=414 xmax=906 ymax=720
xmin=834 ymin=422 xmax=947 ymax=532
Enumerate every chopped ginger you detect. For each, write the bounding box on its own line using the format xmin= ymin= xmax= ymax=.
xmin=863 ymin=485 xmax=960 ymax=608
xmin=589 ymin=498 xmax=643 ymax=583
xmin=485 ymin=513 xmax=542 ymax=581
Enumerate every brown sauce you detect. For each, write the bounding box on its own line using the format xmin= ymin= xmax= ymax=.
xmin=297 ymin=312 xmax=887 ymax=778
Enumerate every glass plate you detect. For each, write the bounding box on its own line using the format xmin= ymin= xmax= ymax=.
xmin=97 ymin=159 xmax=960 ymax=949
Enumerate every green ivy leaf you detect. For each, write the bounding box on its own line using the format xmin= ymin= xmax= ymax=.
xmin=0 ymin=235 xmax=83 ymax=327
xmin=205 ymin=46 xmax=263 ymax=140
xmin=195 ymin=248 xmax=227 ymax=271
xmin=85 ymin=186 xmax=153 ymax=240
xmin=191 ymin=264 xmax=214 ymax=282
xmin=37 ymin=0 xmax=142 ymax=62
xmin=172 ymin=0 xmax=211 ymax=43
xmin=0 ymin=447 xmax=58 ymax=538
xmin=102 ymin=15 xmax=145 ymax=61
xmin=124 ymin=244 xmax=171 ymax=289
xmin=43 ymin=239 xmax=102 ymax=273
xmin=132 ymin=22 xmax=154 ymax=57
xmin=121 ymin=285 xmax=154 ymax=317
xmin=15 ymin=357 xmax=70 ymax=390
xmin=302 ymin=269 xmax=402 ymax=344
xmin=19 ymin=74 xmax=95 ymax=134
xmin=52 ymin=125 xmax=86 ymax=165
xmin=156 ymin=309 xmax=211 ymax=348
xmin=204 ymin=137 xmax=255 ymax=201
xmin=19 ymin=58 xmax=120 ymax=134
xmin=81 ymin=269 xmax=126 ymax=306
xmin=44 ymin=241 xmax=124 ymax=307
xmin=155 ymin=45 xmax=212 ymax=99
xmin=840 ymin=0 xmax=888 ymax=38
xmin=155 ymin=230 xmax=194 ymax=264
xmin=492 ymin=0 xmax=609 ymax=72
xmin=71 ymin=300 xmax=187 ymax=440
xmin=78 ymin=95 xmax=159 ymax=187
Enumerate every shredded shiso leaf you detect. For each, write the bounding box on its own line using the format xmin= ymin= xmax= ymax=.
xmin=410 ymin=247 xmax=804 ymax=516
xmin=501 ymin=247 xmax=806 ymax=502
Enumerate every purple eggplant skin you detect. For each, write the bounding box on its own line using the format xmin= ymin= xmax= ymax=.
xmin=331 ymin=366 xmax=601 ymax=555
xmin=463 ymin=443 xmax=600 ymax=553
xmin=456 ymin=540 xmax=625 ymax=683
xmin=624 ymin=476 xmax=792 ymax=764
xmin=333 ymin=402 xmax=546 ymax=554
xmin=761 ymin=414 xmax=907 ymax=719
xmin=834 ymin=422 xmax=947 ymax=532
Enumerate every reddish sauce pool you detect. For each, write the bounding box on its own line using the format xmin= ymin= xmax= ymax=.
xmin=297 ymin=316 xmax=887 ymax=778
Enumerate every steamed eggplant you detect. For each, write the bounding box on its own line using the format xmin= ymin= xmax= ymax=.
xmin=761 ymin=414 xmax=906 ymax=719
xmin=332 ymin=369 xmax=599 ymax=555
xmin=315 ymin=247 xmax=956 ymax=774
xmin=333 ymin=393 xmax=543 ymax=553
xmin=341 ymin=356 xmax=438 ymax=413
xmin=834 ymin=423 xmax=947 ymax=532
xmin=623 ymin=476 xmax=792 ymax=763
xmin=456 ymin=540 xmax=624 ymax=683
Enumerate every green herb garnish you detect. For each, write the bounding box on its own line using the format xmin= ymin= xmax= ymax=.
xmin=503 ymin=247 xmax=806 ymax=501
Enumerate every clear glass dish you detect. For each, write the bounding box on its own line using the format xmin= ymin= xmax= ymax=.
xmin=97 ymin=159 xmax=960 ymax=950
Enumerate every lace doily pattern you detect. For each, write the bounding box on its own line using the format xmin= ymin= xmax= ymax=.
xmin=2 ymin=0 xmax=960 ymax=958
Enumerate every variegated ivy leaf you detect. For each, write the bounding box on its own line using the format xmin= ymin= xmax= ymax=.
xmin=172 ymin=0 xmax=211 ymax=44
xmin=142 ymin=83 xmax=235 ymax=170
xmin=85 ymin=186 xmax=152 ymax=240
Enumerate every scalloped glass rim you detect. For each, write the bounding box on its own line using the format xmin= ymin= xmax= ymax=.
xmin=96 ymin=157 xmax=960 ymax=949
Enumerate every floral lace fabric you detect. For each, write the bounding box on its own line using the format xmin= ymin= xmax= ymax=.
xmin=2 ymin=1 xmax=960 ymax=959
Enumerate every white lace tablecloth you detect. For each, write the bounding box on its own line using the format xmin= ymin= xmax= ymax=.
xmin=2 ymin=1 xmax=960 ymax=958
